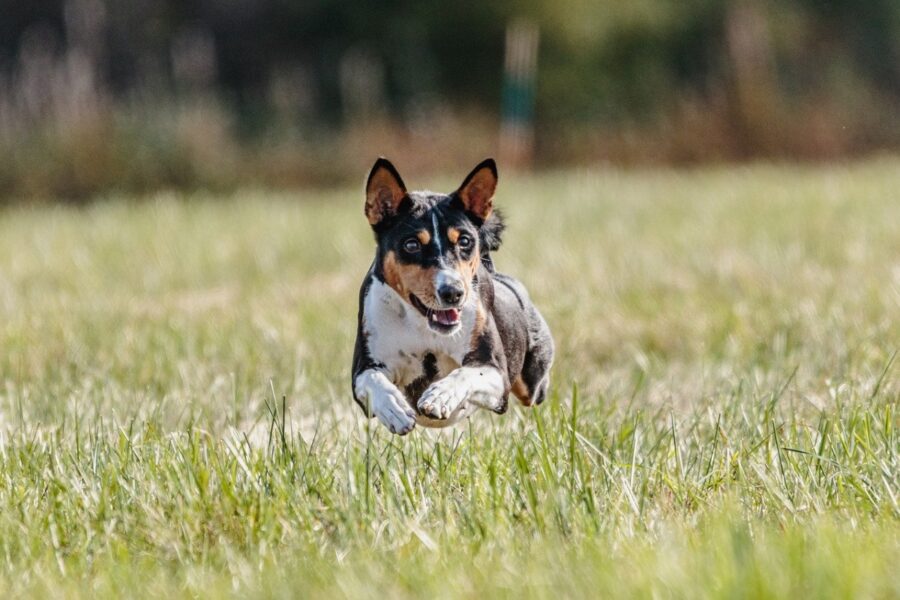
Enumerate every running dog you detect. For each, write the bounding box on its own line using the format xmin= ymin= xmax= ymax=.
xmin=352 ymin=158 xmax=554 ymax=434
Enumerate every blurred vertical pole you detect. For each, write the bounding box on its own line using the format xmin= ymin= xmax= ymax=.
xmin=725 ymin=0 xmax=778 ymax=156
xmin=500 ymin=20 xmax=539 ymax=170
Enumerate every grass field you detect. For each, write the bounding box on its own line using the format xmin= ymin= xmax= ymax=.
xmin=0 ymin=159 xmax=898 ymax=598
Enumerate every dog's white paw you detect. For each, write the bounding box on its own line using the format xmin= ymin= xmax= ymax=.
xmin=418 ymin=376 xmax=469 ymax=420
xmin=372 ymin=388 xmax=417 ymax=435
xmin=356 ymin=369 xmax=417 ymax=435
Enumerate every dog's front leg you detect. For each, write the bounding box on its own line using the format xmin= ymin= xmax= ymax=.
xmin=417 ymin=365 xmax=507 ymax=420
xmin=354 ymin=369 xmax=417 ymax=435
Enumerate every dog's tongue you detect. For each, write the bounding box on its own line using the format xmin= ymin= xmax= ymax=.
xmin=432 ymin=308 xmax=460 ymax=326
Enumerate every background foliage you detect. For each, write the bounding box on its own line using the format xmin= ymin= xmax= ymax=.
xmin=1 ymin=0 xmax=899 ymax=199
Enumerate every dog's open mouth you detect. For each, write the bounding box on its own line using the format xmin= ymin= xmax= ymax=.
xmin=409 ymin=294 xmax=461 ymax=333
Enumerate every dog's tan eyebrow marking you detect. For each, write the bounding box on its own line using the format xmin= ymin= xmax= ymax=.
xmin=447 ymin=227 xmax=460 ymax=244
xmin=416 ymin=230 xmax=431 ymax=245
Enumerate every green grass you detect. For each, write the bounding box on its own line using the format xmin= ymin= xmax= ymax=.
xmin=0 ymin=159 xmax=898 ymax=598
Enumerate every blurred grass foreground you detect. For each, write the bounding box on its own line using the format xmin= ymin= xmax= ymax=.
xmin=1 ymin=0 xmax=900 ymax=200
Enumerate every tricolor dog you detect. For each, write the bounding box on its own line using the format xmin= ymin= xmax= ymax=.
xmin=352 ymin=158 xmax=554 ymax=434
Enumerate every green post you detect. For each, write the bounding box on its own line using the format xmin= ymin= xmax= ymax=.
xmin=500 ymin=20 xmax=539 ymax=169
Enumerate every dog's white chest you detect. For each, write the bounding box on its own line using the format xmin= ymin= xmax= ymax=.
xmin=362 ymin=279 xmax=475 ymax=388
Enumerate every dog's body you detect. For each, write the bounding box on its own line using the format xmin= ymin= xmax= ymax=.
xmin=351 ymin=158 xmax=553 ymax=434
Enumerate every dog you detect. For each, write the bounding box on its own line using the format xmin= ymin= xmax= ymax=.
xmin=351 ymin=158 xmax=554 ymax=434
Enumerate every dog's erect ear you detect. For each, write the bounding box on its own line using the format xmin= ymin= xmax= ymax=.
xmin=456 ymin=158 xmax=497 ymax=222
xmin=365 ymin=158 xmax=408 ymax=226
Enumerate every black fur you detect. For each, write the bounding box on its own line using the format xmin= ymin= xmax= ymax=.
xmin=404 ymin=353 xmax=438 ymax=401
xmin=351 ymin=268 xmax=383 ymax=416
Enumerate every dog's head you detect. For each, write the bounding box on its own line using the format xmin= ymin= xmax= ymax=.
xmin=365 ymin=157 xmax=505 ymax=334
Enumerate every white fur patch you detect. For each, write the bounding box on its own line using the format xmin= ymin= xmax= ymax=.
xmin=363 ymin=278 xmax=477 ymax=383
xmin=361 ymin=278 xmax=498 ymax=431
xmin=353 ymin=369 xmax=417 ymax=435
xmin=417 ymin=366 xmax=505 ymax=420
xmin=432 ymin=212 xmax=444 ymax=255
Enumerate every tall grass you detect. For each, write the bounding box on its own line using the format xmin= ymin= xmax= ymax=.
xmin=0 ymin=160 xmax=898 ymax=597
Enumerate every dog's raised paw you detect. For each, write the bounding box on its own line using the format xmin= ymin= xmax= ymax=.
xmin=417 ymin=378 xmax=468 ymax=420
xmin=371 ymin=388 xmax=417 ymax=435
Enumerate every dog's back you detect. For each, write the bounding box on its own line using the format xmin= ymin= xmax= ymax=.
xmin=490 ymin=271 xmax=554 ymax=406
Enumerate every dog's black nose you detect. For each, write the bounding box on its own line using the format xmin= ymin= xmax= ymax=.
xmin=437 ymin=284 xmax=464 ymax=306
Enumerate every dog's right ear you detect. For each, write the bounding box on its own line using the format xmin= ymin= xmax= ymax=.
xmin=365 ymin=158 xmax=408 ymax=226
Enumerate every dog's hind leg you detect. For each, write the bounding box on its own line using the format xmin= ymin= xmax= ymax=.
xmin=513 ymin=311 xmax=554 ymax=406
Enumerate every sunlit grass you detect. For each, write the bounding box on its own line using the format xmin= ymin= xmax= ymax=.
xmin=0 ymin=159 xmax=898 ymax=597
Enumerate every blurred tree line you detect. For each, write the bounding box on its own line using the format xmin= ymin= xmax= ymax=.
xmin=0 ymin=0 xmax=898 ymax=200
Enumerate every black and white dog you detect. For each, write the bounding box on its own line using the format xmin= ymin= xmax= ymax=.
xmin=352 ymin=158 xmax=554 ymax=434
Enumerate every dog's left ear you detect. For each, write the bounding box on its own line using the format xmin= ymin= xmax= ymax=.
xmin=456 ymin=158 xmax=497 ymax=222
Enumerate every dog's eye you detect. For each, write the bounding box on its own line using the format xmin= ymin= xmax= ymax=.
xmin=458 ymin=234 xmax=474 ymax=250
xmin=402 ymin=238 xmax=421 ymax=254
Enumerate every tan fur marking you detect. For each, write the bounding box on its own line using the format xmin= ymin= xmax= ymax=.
xmin=382 ymin=251 xmax=407 ymax=296
xmin=469 ymin=301 xmax=487 ymax=352
xmin=447 ymin=227 xmax=460 ymax=244
xmin=511 ymin=376 xmax=531 ymax=405
xmin=416 ymin=230 xmax=431 ymax=245
xmin=382 ymin=251 xmax=439 ymax=305
xmin=456 ymin=253 xmax=480 ymax=298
